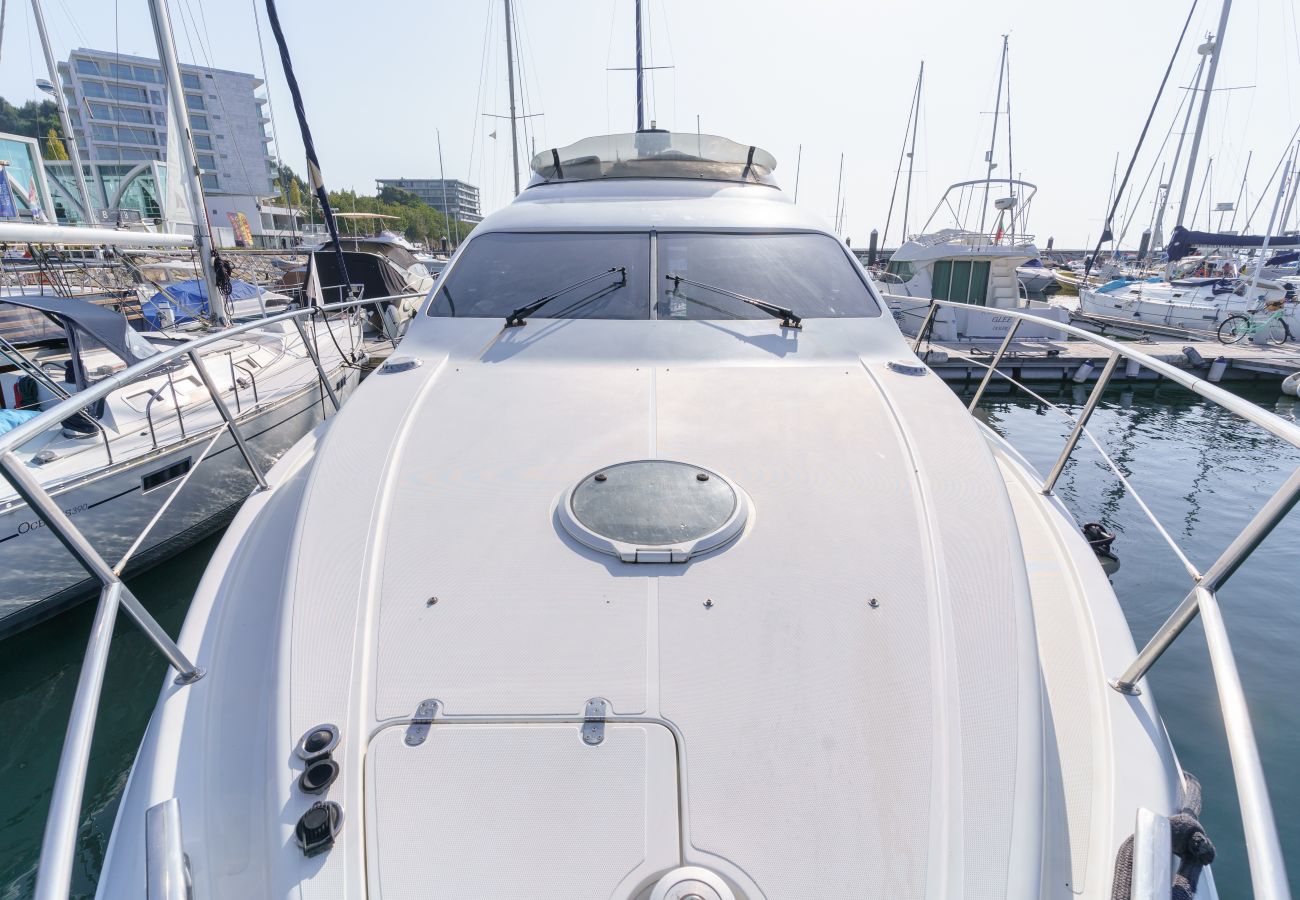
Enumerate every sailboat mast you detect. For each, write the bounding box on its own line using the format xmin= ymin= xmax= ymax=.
xmin=635 ymin=0 xmax=645 ymax=130
xmin=1244 ymin=142 xmax=1296 ymax=301
xmin=1228 ymin=150 xmax=1250 ymax=232
xmin=1154 ymin=51 xmax=1207 ymax=248
xmin=979 ymin=36 xmax=1009 ymax=234
xmin=146 ymin=0 xmax=224 ymax=324
xmin=1004 ymin=49 xmax=1016 ymax=242
xmin=1176 ymin=0 xmax=1232 ymax=228
xmin=30 ymin=0 xmax=93 ymax=223
xmin=902 ymin=62 xmax=923 ymax=244
xmin=437 ymin=128 xmax=459 ymax=247
xmin=793 ymin=143 xmax=801 ymax=203
xmin=833 ymin=152 xmax=844 ymax=235
xmin=504 ymin=0 xmax=521 ymax=196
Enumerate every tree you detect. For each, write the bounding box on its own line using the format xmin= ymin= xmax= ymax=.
xmin=288 ymin=179 xmax=303 ymax=211
xmin=44 ymin=127 xmax=68 ymax=161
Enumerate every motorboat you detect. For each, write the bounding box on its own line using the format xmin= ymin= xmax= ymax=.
xmin=879 ymin=180 xmax=1069 ymax=342
xmin=0 ymin=291 xmax=365 ymax=636
xmin=1016 ymin=257 xmax=1060 ymax=295
xmin=75 ymin=130 xmax=1260 ymax=898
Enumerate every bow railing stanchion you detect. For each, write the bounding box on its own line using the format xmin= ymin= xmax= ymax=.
xmin=877 ymin=292 xmax=1297 ymax=896
xmin=1197 ymin=585 xmax=1293 ymax=900
xmin=186 ymin=350 xmax=269 ymax=491
xmin=910 ymin=300 xmax=939 ymax=355
xmin=1112 ymin=464 xmax=1300 ymax=694
xmin=967 ymin=318 xmax=1021 ymax=411
xmin=1041 ymin=349 xmax=1122 ymax=495
xmin=0 ymin=451 xmax=203 ymax=681
xmin=31 ymin=581 xmax=123 ymax=900
xmin=293 ymin=313 xmax=342 ymax=413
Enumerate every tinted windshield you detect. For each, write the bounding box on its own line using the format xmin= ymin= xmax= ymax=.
xmin=428 ymin=232 xmax=649 ymax=319
xmin=657 ymin=232 xmax=879 ymax=319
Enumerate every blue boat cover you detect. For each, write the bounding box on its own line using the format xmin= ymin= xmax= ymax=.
xmin=1167 ymin=225 xmax=1300 ymax=261
xmin=142 ymin=279 xmax=266 ymax=329
xmin=0 ymin=408 xmax=39 ymax=436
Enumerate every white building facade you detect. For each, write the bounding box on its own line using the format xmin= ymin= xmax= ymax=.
xmin=53 ymin=47 xmax=300 ymax=247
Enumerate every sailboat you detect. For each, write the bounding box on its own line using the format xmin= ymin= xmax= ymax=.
xmin=1078 ymin=0 xmax=1300 ymax=336
xmin=0 ymin=0 xmax=391 ymax=636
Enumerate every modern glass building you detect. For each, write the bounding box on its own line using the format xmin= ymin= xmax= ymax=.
xmin=57 ymin=47 xmax=276 ymax=208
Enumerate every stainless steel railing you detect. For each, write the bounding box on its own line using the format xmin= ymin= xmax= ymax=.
xmin=899 ymin=294 xmax=1295 ymax=900
xmin=7 ymin=292 xmax=421 ymax=900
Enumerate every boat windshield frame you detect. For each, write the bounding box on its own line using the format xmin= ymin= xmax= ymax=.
xmin=427 ymin=229 xmax=882 ymax=322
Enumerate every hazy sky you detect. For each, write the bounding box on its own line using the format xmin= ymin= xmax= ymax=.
xmin=3 ymin=0 xmax=1298 ymax=247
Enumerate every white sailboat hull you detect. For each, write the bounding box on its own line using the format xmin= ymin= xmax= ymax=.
xmin=0 ymin=368 xmax=357 ymax=635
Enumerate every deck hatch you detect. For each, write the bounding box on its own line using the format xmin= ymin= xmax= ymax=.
xmin=561 ymin=460 xmax=748 ymax=562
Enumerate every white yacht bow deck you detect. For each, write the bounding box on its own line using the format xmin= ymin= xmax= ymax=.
xmin=13 ymin=134 xmax=1294 ymax=899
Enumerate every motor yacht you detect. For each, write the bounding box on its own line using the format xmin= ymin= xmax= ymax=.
xmin=90 ymin=132 xmax=1221 ymax=898
xmin=880 ymin=180 xmax=1069 ymax=343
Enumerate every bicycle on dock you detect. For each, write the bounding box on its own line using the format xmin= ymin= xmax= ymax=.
xmin=1216 ymin=299 xmax=1293 ymax=345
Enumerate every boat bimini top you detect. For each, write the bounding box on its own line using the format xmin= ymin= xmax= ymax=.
xmin=0 ymin=293 xmax=158 ymax=367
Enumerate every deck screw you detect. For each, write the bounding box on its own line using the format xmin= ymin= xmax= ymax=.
xmin=426 ymin=596 xmax=439 ymax=607
xmin=696 ymin=472 xmax=709 ymax=481
xmin=703 ymin=598 xmax=714 ymax=609
xmin=594 ymin=473 xmax=607 ymax=482
xmin=868 ymin=598 xmax=880 ymax=609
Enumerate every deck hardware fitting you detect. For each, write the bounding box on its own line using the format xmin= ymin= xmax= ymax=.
xmin=868 ymin=598 xmax=880 ymax=609
xmin=173 ymin=667 xmax=206 ymax=686
xmin=298 ymin=757 xmax=340 ymax=795
xmin=404 ymin=699 xmax=440 ymax=747
xmin=703 ymin=598 xmax=714 ymax=609
xmin=295 ymin=723 xmax=340 ymax=761
xmin=294 ymin=801 xmax=343 ymax=858
xmin=582 ymin=697 xmax=608 ymax=746
xmin=426 ymin=596 xmax=439 ymax=607
xmin=696 ymin=472 xmax=710 ymax=481
xmin=1108 ymin=677 xmax=1142 ymax=696
xmin=594 ymin=472 xmax=607 ymax=482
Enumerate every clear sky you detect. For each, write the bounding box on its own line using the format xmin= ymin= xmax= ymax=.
xmin=3 ymin=0 xmax=1298 ymax=247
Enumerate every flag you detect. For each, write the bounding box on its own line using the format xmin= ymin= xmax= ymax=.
xmin=995 ymin=225 xmax=1004 ymax=243
xmin=0 ymin=175 xmax=15 ymax=219
xmin=26 ymin=176 xmax=46 ymax=222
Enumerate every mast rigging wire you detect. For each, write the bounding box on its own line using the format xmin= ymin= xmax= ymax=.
xmin=1085 ymin=0 xmax=1200 ymax=279
xmin=261 ymin=0 xmax=349 ymax=291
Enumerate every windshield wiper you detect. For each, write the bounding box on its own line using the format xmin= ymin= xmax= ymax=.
xmin=505 ymin=266 xmax=627 ymax=327
xmin=664 ymin=274 xmax=802 ymax=328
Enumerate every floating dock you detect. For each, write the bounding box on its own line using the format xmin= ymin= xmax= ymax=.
xmin=917 ymin=333 xmax=1300 ymax=385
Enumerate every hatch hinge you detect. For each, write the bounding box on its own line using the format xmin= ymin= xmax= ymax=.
xmin=581 ymin=697 xmax=608 ymax=746
xmin=404 ymin=699 xmax=440 ymax=747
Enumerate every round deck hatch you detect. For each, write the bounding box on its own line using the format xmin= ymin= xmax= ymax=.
xmin=560 ymin=460 xmax=748 ymax=563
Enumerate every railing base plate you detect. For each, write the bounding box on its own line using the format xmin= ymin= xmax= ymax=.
xmin=1108 ymin=677 xmax=1142 ymax=696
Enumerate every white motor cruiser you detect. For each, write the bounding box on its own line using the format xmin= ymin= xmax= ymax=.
xmin=881 ymin=180 xmax=1069 ymax=342
xmin=20 ymin=131 xmax=1291 ymax=900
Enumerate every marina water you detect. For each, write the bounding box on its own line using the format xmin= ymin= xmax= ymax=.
xmin=0 ymin=381 xmax=1297 ymax=899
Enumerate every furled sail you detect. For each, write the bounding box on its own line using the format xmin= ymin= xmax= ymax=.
xmin=162 ymin=121 xmax=196 ymax=231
